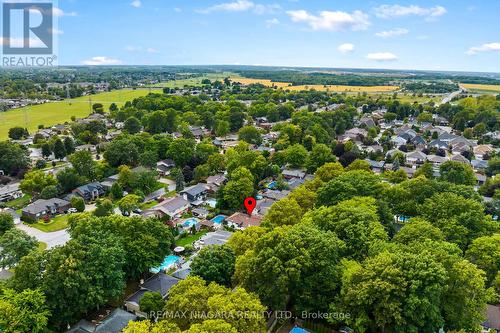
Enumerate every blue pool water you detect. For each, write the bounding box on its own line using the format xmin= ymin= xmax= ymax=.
xmin=211 ymin=215 xmax=226 ymax=224
xmin=290 ymin=328 xmax=309 ymax=333
xmin=267 ymin=181 xmax=277 ymax=189
xmin=206 ymin=198 xmax=217 ymax=208
xmin=182 ymin=218 xmax=199 ymax=228
xmin=150 ymin=255 xmax=180 ymax=273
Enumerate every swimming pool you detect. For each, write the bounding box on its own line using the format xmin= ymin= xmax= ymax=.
xmin=206 ymin=198 xmax=217 ymax=208
xmin=290 ymin=328 xmax=309 ymax=333
xmin=150 ymin=255 xmax=180 ymax=274
xmin=182 ymin=218 xmax=199 ymax=228
xmin=267 ymin=181 xmax=277 ymax=189
xmin=211 ymin=215 xmax=226 ymax=224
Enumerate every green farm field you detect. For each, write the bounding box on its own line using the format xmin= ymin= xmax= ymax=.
xmin=0 ymin=89 xmax=152 ymax=139
xmin=149 ymin=72 xmax=238 ymax=87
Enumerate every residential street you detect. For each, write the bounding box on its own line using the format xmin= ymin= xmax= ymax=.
xmin=15 ymin=223 xmax=70 ymax=249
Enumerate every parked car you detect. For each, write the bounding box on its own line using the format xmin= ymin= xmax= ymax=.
xmin=132 ymin=208 xmax=142 ymax=214
xmin=68 ymin=208 xmax=78 ymax=214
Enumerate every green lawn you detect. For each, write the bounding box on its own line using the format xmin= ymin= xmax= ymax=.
xmin=5 ymin=194 xmax=31 ymax=210
xmin=0 ymin=89 xmax=153 ymax=139
xmin=140 ymin=200 xmax=159 ymax=210
xmin=29 ymin=214 xmax=69 ymax=232
xmin=37 ymin=242 xmax=48 ymax=251
xmin=175 ymin=230 xmax=208 ymax=247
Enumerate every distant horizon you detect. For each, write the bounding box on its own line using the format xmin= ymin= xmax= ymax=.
xmin=4 ymin=64 xmax=500 ymax=77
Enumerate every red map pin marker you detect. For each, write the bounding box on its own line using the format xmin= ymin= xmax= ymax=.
xmin=244 ymin=197 xmax=256 ymax=215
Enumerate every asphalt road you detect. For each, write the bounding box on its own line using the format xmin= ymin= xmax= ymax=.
xmin=16 ymin=223 xmax=70 ymax=249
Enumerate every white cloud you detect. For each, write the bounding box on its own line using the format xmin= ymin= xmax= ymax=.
xmin=375 ymin=28 xmax=408 ymax=38
xmin=198 ymin=1 xmax=280 ymax=14
xmin=125 ymin=45 xmax=141 ymax=52
xmin=417 ymin=35 xmax=429 ymax=40
xmin=52 ymin=7 xmax=77 ymax=17
xmin=82 ymin=56 xmax=123 ymax=65
xmin=130 ymin=0 xmax=141 ymax=8
xmin=338 ymin=43 xmax=355 ymax=53
xmin=366 ymin=52 xmax=398 ymax=61
xmin=174 ymin=7 xmax=182 ymax=12
xmin=466 ymin=42 xmax=500 ymax=55
xmin=374 ymin=4 xmax=446 ymax=20
xmin=265 ymin=18 xmax=279 ymax=28
xmin=198 ymin=0 xmax=254 ymax=14
xmin=146 ymin=47 xmax=159 ymax=53
xmin=286 ymin=9 xmax=370 ymax=31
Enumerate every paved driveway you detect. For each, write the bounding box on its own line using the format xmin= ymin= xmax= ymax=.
xmin=16 ymin=223 xmax=70 ymax=249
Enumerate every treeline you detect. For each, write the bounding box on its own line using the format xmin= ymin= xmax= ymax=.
xmin=403 ymin=81 xmax=459 ymax=93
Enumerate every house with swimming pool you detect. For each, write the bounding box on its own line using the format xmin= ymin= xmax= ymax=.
xmin=180 ymin=183 xmax=210 ymax=205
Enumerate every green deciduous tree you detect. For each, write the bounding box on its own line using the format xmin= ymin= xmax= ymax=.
xmin=0 ymin=288 xmax=50 ymax=333
xmin=439 ymin=161 xmax=476 ymax=186
xmin=0 ymin=228 xmax=38 ymax=268
xmin=20 ymin=170 xmax=57 ymax=195
xmin=191 ymin=245 xmax=236 ymax=287
xmin=262 ymin=197 xmax=303 ymax=228
xmin=0 ymin=213 xmax=14 ymax=236
xmin=234 ymin=224 xmax=345 ymax=313
xmin=139 ymin=291 xmax=165 ymax=319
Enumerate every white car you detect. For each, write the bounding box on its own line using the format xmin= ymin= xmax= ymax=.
xmin=67 ymin=208 xmax=78 ymax=214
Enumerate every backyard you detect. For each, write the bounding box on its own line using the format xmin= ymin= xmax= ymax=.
xmin=175 ymin=230 xmax=208 ymax=247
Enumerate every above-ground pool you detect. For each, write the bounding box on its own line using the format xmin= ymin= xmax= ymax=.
xmin=150 ymin=255 xmax=180 ymax=274
xmin=267 ymin=181 xmax=277 ymax=189
xmin=182 ymin=218 xmax=199 ymax=228
xmin=211 ymin=215 xmax=226 ymax=224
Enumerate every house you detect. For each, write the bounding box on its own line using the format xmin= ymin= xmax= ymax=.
xmin=287 ymin=178 xmax=305 ymax=190
xmin=427 ymin=155 xmax=448 ymax=166
xmin=22 ymin=198 xmax=71 ymax=221
xmin=282 ymin=169 xmax=306 ymax=180
xmin=226 ymin=212 xmax=263 ymax=229
xmin=255 ymin=198 xmax=275 ymax=215
xmin=471 ymin=159 xmax=488 ymax=171
xmin=365 ymin=159 xmax=385 ymax=174
xmin=206 ymin=174 xmax=227 ymax=192
xmin=194 ymin=230 xmax=232 ymax=248
xmin=100 ymin=174 xmax=119 ymax=190
xmin=450 ymin=154 xmax=470 ymax=164
xmin=144 ymin=196 xmax=189 ymax=219
xmin=67 ymin=308 xmax=136 ymax=333
xmin=482 ymin=304 xmax=500 ymax=333
xmin=406 ymin=151 xmax=427 ymax=166
xmin=475 ymin=173 xmax=487 ymax=186
xmin=180 ymin=183 xmax=210 ymax=205
xmin=192 ymin=207 xmax=209 ymax=218
xmin=0 ymin=183 xmax=22 ymax=203
xmin=73 ymin=182 xmax=106 ymax=202
xmin=125 ymin=273 xmax=180 ymax=317
xmin=156 ymin=159 xmax=175 ymax=176
xmin=473 ymin=145 xmax=494 ymax=160
xmin=428 ymin=139 xmax=449 ymax=150
xmin=262 ymin=190 xmax=290 ymax=201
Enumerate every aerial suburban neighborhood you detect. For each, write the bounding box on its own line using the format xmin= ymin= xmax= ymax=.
xmin=0 ymin=1 xmax=499 ymax=333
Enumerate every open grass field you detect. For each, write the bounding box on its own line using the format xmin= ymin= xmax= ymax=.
xmin=285 ymin=84 xmax=399 ymax=92
xmin=460 ymin=83 xmax=500 ymax=94
xmin=0 ymin=89 xmax=152 ymax=139
xmin=150 ymin=72 xmax=235 ymax=88
xmin=230 ymin=77 xmax=399 ymax=92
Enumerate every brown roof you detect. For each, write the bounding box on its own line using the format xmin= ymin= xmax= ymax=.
xmin=227 ymin=212 xmax=263 ymax=228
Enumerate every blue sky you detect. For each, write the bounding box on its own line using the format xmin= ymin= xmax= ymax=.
xmin=54 ymin=0 xmax=500 ymax=72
